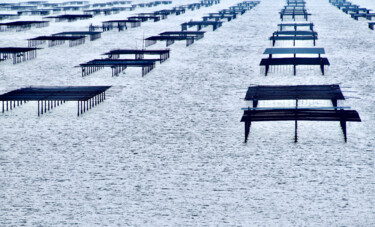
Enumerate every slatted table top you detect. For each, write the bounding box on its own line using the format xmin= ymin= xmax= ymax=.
xmin=28 ymin=36 xmax=86 ymax=41
xmin=159 ymin=31 xmax=205 ymax=35
xmin=0 ymin=86 xmax=111 ymax=101
xmin=103 ymin=49 xmax=170 ymax=55
xmin=240 ymin=109 xmax=361 ymax=122
xmin=244 ymin=85 xmax=344 ymax=101
xmin=0 ymin=47 xmax=40 ymax=53
xmin=263 ymin=48 xmax=325 ymax=55
xmin=80 ymin=59 xmax=157 ymax=66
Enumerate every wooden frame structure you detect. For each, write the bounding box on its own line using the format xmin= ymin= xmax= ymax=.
xmin=219 ymin=9 xmax=246 ymax=15
xmin=330 ymin=0 xmax=374 ymax=21
xmin=0 ymin=21 xmax=49 ymax=32
xmin=61 ymin=1 xmax=89 ymax=6
xmin=178 ymin=3 xmax=201 ymax=11
xmin=244 ymin=85 xmax=345 ymax=108
xmin=229 ymin=5 xmax=252 ymax=11
xmin=287 ymin=3 xmax=306 ymax=7
xmin=202 ymin=0 xmax=221 ymax=5
xmin=128 ymin=15 xmax=162 ymax=22
xmin=78 ymin=59 xmax=156 ymax=77
xmin=25 ymin=1 xmax=48 ymax=5
xmin=279 ymin=9 xmax=311 ymax=21
xmin=159 ymin=31 xmax=205 ymax=38
xmin=17 ymin=9 xmax=51 ymax=16
xmin=0 ymin=14 xmax=20 ymax=21
xmin=145 ymin=36 xmax=194 ymax=47
xmin=6 ymin=5 xmax=38 ymax=10
xmin=102 ymin=49 xmax=170 ymax=63
xmin=0 ymin=47 xmax=40 ymax=64
xmin=154 ymin=8 xmax=186 ymax=16
xmin=241 ymin=85 xmax=361 ymax=142
xmin=181 ymin=21 xmax=223 ymax=31
xmin=52 ymin=31 xmax=102 ymax=41
xmin=102 ymin=20 xmax=141 ymax=31
xmin=44 ymin=14 xmax=93 ymax=22
xmin=58 ymin=6 xmax=88 ymax=11
xmin=115 ymin=6 xmax=136 ymax=11
xmin=145 ymin=31 xmax=205 ymax=47
xmin=111 ymin=6 xmax=135 ymax=11
xmin=350 ymin=13 xmax=375 ymax=20
xmin=136 ymin=1 xmax=170 ymax=7
xmin=28 ymin=36 xmax=86 ymax=48
xmin=84 ymin=8 xmax=122 ymax=15
xmin=269 ymin=31 xmax=318 ymax=46
xmin=241 ymin=108 xmax=361 ymax=142
xmin=239 ymin=1 xmax=260 ymax=8
xmin=41 ymin=3 xmax=60 ymax=7
xmin=342 ymin=7 xmax=370 ymax=14
xmin=138 ymin=13 xmax=167 ymax=20
xmin=332 ymin=2 xmax=356 ymax=9
xmin=259 ymin=48 xmax=330 ymax=76
xmin=48 ymin=8 xmax=63 ymax=14
xmin=84 ymin=9 xmax=110 ymax=15
xmin=287 ymin=0 xmax=306 ymax=6
xmin=92 ymin=3 xmax=110 ymax=7
xmin=278 ymin=22 xmax=314 ymax=31
xmin=283 ymin=5 xmax=306 ymax=10
xmin=0 ymin=86 xmax=111 ymax=117
xmin=91 ymin=1 xmax=132 ymax=7
xmin=127 ymin=16 xmax=148 ymax=22
xmin=203 ymin=13 xmax=236 ymax=22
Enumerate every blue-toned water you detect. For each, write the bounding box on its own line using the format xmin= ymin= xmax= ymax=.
xmin=0 ymin=0 xmax=374 ymax=225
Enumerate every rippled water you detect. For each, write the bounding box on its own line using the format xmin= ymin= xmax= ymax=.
xmin=0 ymin=0 xmax=374 ymax=225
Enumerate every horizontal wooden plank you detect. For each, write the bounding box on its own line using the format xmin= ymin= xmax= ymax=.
xmin=241 ymin=109 xmax=361 ymax=122
xmin=264 ymin=48 xmax=324 ymax=55
xmin=260 ymin=57 xmax=330 ymax=66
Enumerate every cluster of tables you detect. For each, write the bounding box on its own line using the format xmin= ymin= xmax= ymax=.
xmin=330 ymin=0 xmax=375 ymax=30
xmin=0 ymin=0 xmax=212 ymax=116
xmin=145 ymin=1 xmax=260 ymax=48
xmin=240 ymin=0 xmax=361 ymax=142
xmin=261 ymin=1 xmax=328 ymax=76
xmin=79 ymin=0 xmax=221 ymax=78
xmin=1 ymin=0 xmax=176 ymax=64
xmin=0 ymin=1 xmax=173 ymax=17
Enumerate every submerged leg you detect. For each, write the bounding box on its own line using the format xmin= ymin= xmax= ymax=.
xmin=244 ymin=121 xmax=251 ymax=143
xmin=294 ymin=119 xmax=298 ymax=143
xmin=340 ymin=120 xmax=347 ymax=142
